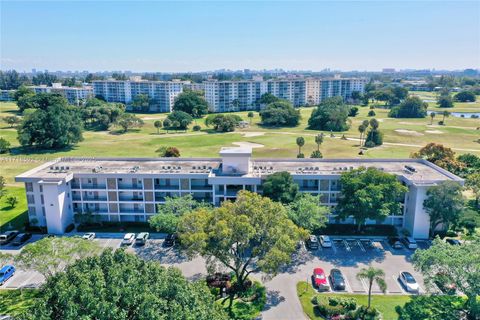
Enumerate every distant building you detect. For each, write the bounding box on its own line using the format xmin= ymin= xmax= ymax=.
xmin=382 ymin=68 xmax=396 ymax=73
xmin=30 ymin=83 xmax=93 ymax=105
xmin=16 ymin=146 xmax=463 ymax=238
xmin=0 ymin=90 xmax=15 ymax=101
xmin=92 ymin=80 xmax=186 ymax=112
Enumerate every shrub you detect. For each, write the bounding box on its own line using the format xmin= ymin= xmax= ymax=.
xmin=365 ymin=141 xmax=376 ymax=148
xmin=368 ymin=110 xmax=376 ymax=117
xmin=297 ymin=153 xmax=305 ymax=158
xmin=0 ymin=137 xmax=11 ymax=154
xmin=438 ymin=121 xmax=444 ymax=125
xmin=454 ymin=90 xmax=476 ymax=102
xmin=348 ymin=306 xmax=381 ymax=320
xmin=260 ymin=100 xmax=300 ymax=127
xmin=193 ymin=125 xmax=201 ymax=131
xmin=348 ymin=106 xmax=359 ymax=117
xmin=310 ymin=150 xmax=323 ymax=158
xmin=311 ymin=295 xmax=322 ymax=305
xmin=327 ymin=296 xmax=357 ymax=310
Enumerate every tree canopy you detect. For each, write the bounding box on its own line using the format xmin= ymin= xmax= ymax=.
xmin=173 ymin=90 xmax=209 ymax=117
xmin=388 ymin=96 xmax=428 ymax=118
xmin=454 ymin=90 xmax=476 ymax=102
xmin=20 ymin=249 xmax=228 ymax=320
xmin=261 ymin=171 xmax=299 ymax=204
xmin=411 ymin=143 xmax=463 ymax=173
xmin=178 ymin=191 xmax=305 ymax=292
xmin=17 ymin=92 xmax=69 ymax=112
xmin=308 ymin=97 xmax=351 ymax=131
xmin=423 ymin=181 xmax=464 ymax=236
xmin=336 ymin=167 xmax=407 ymax=231
xmin=259 ymin=100 xmax=301 ymax=127
xmin=413 ymin=238 xmax=480 ymax=319
xmin=396 ymin=295 xmax=467 ymax=320
xmin=205 ymin=114 xmax=242 ymax=132
xmin=17 ymin=104 xmax=83 ymax=149
xmin=15 ymin=237 xmax=101 ymax=278
xmin=287 ymin=194 xmax=329 ymax=232
xmin=166 ymin=111 xmax=193 ymax=131
xmin=115 ymin=113 xmax=144 ymax=133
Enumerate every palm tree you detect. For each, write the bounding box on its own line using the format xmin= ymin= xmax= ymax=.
xmin=442 ymin=110 xmax=450 ymax=125
xmin=430 ymin=112 xmax=436 ymax=125
xmin=356 ymin=267 xmax=387 ymax=311
xmin=358 ymin=124 xmax=367 ymax=147
xmin=296 ymin=137 xmax=305 ymax=156
xmin=314 ymin=133 xmax=324 ymax=151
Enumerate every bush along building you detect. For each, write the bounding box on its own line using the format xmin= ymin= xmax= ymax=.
xmin=15 ymin=147 xmax=462 ymax=238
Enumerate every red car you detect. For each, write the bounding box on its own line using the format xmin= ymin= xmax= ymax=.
xmin=312 ymin=268 xmax=329 ymax=291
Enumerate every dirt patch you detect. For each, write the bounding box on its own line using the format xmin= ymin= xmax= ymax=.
xmin=232 ymin=142 xmax=264 ymax=148
xmin=425 ymin=130 xmax=443 ymax=134
xmin=242 ymin=132 xmax=265 ymax=137
xmin=394 ymin=129 xmax=424 ymax=136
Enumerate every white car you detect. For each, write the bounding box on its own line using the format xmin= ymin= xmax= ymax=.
xmin=122 ymin=233 xmax=136 ymax=245
xmin=319 ymin=235 xmax=332 ymax=248
xmin=399 ymin=271 xmax=419 ymax=293
xmin=82 ymin=232 xmax=96 ymax=240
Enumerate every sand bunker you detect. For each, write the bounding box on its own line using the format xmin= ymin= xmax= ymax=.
xmin=232 ymin=142 xmax=264 ymax=148
xmin=242 ymin=132 xmax=265 ymax=137
xmin=425 ymin=130 xmax=443 ymax=134
xmin=394 ymin=129 xmax=424 ymax=136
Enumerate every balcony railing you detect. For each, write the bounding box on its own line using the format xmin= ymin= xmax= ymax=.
xmin=191 ymin=185 xmax=211 ymax=190
xmin=83 ymin=196 xmax=108 ymax=201
xmin=118 ymin=197 xmax=144 ymax=202
xmin=117 ymin=184 xmax=143 ymax=190
xmin=81 ymin=184 xmax=106 ymax=189
xmin=154 ymin=185 xmax=179 ymax=190
xmin=119 ymin=209 xmax=144 ymax=214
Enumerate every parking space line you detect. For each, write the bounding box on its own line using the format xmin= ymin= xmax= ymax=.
xmin=343 ymin=240 xmax=351 ymax=252
xmin=357 ymin=240 xmax=366 ymax=252
xmin=389 ymin=275 xmax=405 ymax=294
xmin=331 ymin=242 xmax=337 ymax=254
xmin=358 ymin=277 xmax=369 ymax=292
xmin=343 ymin=275 xmax=353 ymax=293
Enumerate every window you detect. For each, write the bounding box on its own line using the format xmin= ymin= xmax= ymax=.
xmin=27 ymin=194 xmax=35 ymax=204
xmin=25 ymin=182 xmax=33 ymax=192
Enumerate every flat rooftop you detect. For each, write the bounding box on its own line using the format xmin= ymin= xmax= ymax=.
xmin=16 ymin=156 xmax=462 ymax=185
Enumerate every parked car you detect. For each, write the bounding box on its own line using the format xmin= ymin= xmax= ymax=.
xmin=0 ymin=231 xmax=19 ymax=245
xmin=11 ymin=233 xmax=32 ymax=246
xmin=401 ymin=237 xmax=418 ymax=250
xmin=164 ymin=233 xmax=178 ymax=247
xmin=398 ymin=271 xmax=419 ymax=293
xmin=388 ymin=237 xmax=403 ymax=249
xmin=135 ymin=232 xmax=149 ymax=246
xmin=312 ymin=268 xmax=329 ymax=291
xmin=82 ymin=233 xmax=96 ymax=240
xmin=121 ymin=233 xmax=136 ymax=246
xmin=446 ymin=238 xmax=461 ymax=245
xmin=319 ymin=235 xmax=332 ymax=248
xmin=329 ymin=268 xmax=346 ymax=291
xmin=0 ymin=265 xmax=15 ymax=286
xmin=306 ymin=235 xmax=319 ymax=250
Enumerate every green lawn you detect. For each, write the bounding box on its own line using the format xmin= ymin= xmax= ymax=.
xmin=0 ymin=289 xmax=40 ymax=316
xmin=296 ymin=282 xmax=411 ymax=320
xmin=0 ymin=186 xmax=28 ymax=232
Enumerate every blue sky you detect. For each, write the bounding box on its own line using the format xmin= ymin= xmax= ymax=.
xmin=1 ymin=1 xmax=479 ymax=72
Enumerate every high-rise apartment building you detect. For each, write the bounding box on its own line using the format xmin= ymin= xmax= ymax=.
xmin=92 ymin=80 xmax=186 ymax=112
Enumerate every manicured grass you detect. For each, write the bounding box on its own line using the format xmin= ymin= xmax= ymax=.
xmin=0 ymin=186 xmax=28 ymax=232
xmin=296 ymin=281 xmax=411 ymax=320
xmin=0 ymin=289 xmax=40 ymax=316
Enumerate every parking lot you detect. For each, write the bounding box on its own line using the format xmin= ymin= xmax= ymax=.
xmin=303 ymin=237 xmax=430 ymax=295
xmin=1 ymin=234 xmax=431 ymax=320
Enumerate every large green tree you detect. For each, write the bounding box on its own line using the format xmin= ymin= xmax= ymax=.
xmin=261 ymin=171 xmax=299 ymax=204
xmin=466 ymin=172 xmax=480 ymax=207
xmin=336 ymin=167 xmax=407 ymax=231
xmin=308 ymin=97 xmax=351 ymax=131
xmin=173 ymin=90 xmax=209 ymax=117
xmin=411 ymin=143 xmax=463 ymax=173
xmin=15 ymin=237 xmax=101 ymax=278
xmin=17 ymin=92 xmax=68 ymax=112
xmin=17 ymin=104 xmax=83 ymax=149
xmin=423 ymin=181 xmax=464 ymax=236
xmin=287 ymin=194 xmax=329 ymax=233
xmin=114 ymin=113 xmax=144 ymax=133
xmin=166 ymin=110 xmax=193 ymax=131
xmin=20 ymin=249 xmax=228 ymax=320
xmin=130 ymin=94 xmax=150 ymax=112
xmin=388 ymin=96 xmax=428 ymax=118
xmin=413 ymin=238 xmax=480 ymax=319
xmin=178 ymin=191 xmax=305 ymax=295
xmin=205 ymin=114 xmax=242 ymax=132
xmin=259 ymin=100 xmax=301 ymax=127
xmin=454 ymin=90 xmax=476 ymax=102
xmin=396 ymin=295 xmax=467 ymax=320
xmin=149 ymin=194 xmax=210 ymax=233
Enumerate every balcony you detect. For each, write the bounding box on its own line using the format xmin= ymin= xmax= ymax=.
xmin=118 ymin=196 xmax=144 ymax=202
xmin=117 ymin=184 xmax=143 ymax=190
xmin=299 ymin=186 xmax=319 ymax=192
xmin=81 ymin=184 xmax=106 ymax=190
xmin=83 ymin=196 xmax=108 ymax=201
xmin=119 ymin=209 xmax=144 ymax=214
xmin=191 ymin=185 xmax=211 ymax=190
xmin=154 ymin=184 xmax=180 ymax=190
xmin=71 ymin=183 xmax=81 ymax=189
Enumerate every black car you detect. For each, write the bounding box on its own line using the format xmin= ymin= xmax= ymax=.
xmin=306 ymin=235 xmax=319 ymax=250
xmin=11 ymin=233 xmax=32 ymax=246
xmin=329 ymin=268 xmax=346 ymax=291
xmin=164 ymin=233 xmax=178 ymax=247
xmin=0 ymin=231 xmax=19 ymax=245
xmin=446 ymin=239 xmax=461 ymax=245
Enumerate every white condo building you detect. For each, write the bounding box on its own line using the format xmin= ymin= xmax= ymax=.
xmin=31 ymin=83 xmax=93 ymax=105
xmin=92 ymin=80 xmax=186 ymax=112
xmin=16 ymin=147 xmax=462 ymax=239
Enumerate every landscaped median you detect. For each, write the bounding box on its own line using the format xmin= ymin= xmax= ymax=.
xmin=296 ymin=282 xmax=411 ymax=320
